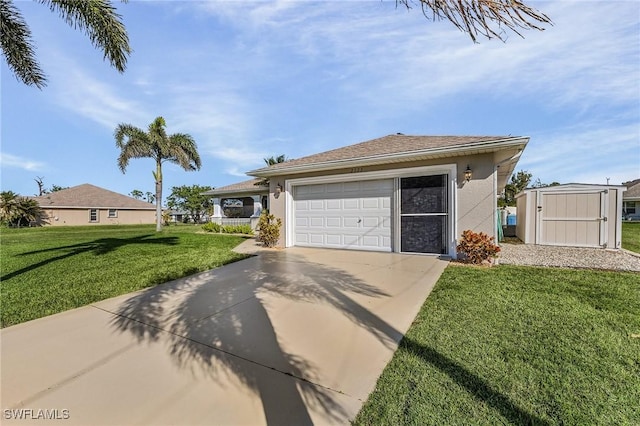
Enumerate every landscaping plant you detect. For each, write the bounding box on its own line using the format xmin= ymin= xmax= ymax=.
xmin=456 ymin=229 xmax=500 ymax=264
xmin=256 ymin=210 xmax=281 ymax=247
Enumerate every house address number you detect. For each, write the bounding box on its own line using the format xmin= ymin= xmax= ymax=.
xmin=350 ymin=167 xmax=364 ymax=173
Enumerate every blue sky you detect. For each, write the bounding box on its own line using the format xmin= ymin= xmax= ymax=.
xmin=2 ymin=1 xmax=639 ymax=200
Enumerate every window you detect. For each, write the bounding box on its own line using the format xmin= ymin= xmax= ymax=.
xmin=89 ymin=209 xmax=98 ymax=222
xmin=623 ymin=201 xmax=636 ymax=215
xmin=108 ymin=209 xmax=118 ymax=218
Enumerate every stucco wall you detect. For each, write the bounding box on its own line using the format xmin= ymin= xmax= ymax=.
xmin=267 ymin=153 xmax=499 ymax=249
xmin=42 ymin=208 xmax=155 ymax=226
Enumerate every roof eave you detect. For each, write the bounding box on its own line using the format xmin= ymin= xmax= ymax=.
xmin=202 ymin=187 xmax=269 ymax=197
xmin=248 ymin=137 xmax=529 ymax=177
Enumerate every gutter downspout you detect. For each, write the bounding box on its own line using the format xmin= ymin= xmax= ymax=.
xmin=494 ymin=150 xmax=524 ymax=241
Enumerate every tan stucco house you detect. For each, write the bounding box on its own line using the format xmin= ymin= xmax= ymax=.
xmin=201 ymin=178 xmax=269 ymax=230
xmin=32 ymin=184 xmax=156 ymax=226
xmin=214 ymin=134 xmax=529 ymax=258
xmin=622 ymin=178 xmax=640 ymax=220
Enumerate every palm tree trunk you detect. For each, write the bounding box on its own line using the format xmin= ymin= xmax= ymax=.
xmin=155 ymin=160 xmax=162 ymax=232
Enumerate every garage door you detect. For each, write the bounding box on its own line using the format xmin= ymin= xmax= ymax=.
xmin=538 ymin=191 xmax=606 ymax=247
xmin=294 ymin=180 xmax=392 ymax=251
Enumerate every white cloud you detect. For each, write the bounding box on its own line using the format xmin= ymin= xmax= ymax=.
xmin=0 ymin=153 xmax=46 ymax=171
xmin=519 ymin=121 xmax=640 ymax=184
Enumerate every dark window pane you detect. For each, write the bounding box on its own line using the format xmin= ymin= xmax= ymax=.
xmin=401 ymin=175 xmax=447 ymax=214
xmin=401 ymin=216 xmax=447 ymax=254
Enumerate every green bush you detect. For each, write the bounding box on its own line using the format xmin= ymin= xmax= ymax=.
xmin=202 ymin=222 xmax=221 ymax=233
xmin=202 ymin=222 xmax=253 ymax=235
xmin=256 ymin=211 xmax=281 ymax=247
xmin=221 ymin=224 xmax=253 ymax=235
xmin=456 ymin=229 xmax=500 ymax=264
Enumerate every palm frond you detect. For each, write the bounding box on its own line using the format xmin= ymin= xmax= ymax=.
xmin=40 ymin=0 xmax=131 ymax=72
xmin=114 ymin=124 xmax=153 ymax=172
xmin=165 ymin=133 xmax=201 ymax=171
xmin=399 ymin=0 xmax=552 ymax=42
xmin=0 ymin=0 xmax=47 ymax=88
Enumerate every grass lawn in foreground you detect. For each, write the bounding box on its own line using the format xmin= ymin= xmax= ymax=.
xmin=622 ymin=221 xmax=640 ymax=253
xmin=355 ymin=264 xmax=640 ymax=425
xmin=0 ymin=225 xmax=249 ymax=328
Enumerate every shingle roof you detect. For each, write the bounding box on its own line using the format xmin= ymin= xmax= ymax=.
xmin=201 ymin=178 xmax=268 ymax=196
xmin=248 ymin=134 xmax=526 ymax=176
xmin=32 ymin=184 xmax=156 ymax=209
xmin=623 ymin=178 xmax=640 ymax=199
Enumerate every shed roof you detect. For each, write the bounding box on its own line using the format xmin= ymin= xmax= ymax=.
xmin=32 ymin=184 xmax=156 ymax=209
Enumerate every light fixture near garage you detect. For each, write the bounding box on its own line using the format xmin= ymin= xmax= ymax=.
xmin=464 ymin=165 xmax=472 ymax=182
xmin=275 ymin=182 xmax=283 ymax=198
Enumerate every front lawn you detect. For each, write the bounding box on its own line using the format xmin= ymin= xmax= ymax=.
xmin=355 ymin=264 xmax=640 ymax=425
xmin=622 ymin=221 xmax=640 ymax=253
xmin=0 ymin=225 xmax=249 ymax=328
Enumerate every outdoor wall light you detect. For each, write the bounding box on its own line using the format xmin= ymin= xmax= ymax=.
xmin=275 ymin=183 xmax=283 ymax=198
xmin=464 ymin=165 xmax=472 ymax=182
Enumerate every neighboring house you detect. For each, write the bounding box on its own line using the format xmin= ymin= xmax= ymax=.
xmin=216 ymin=134 xmax=528 ymax=258
xmin=622 ymin=178 xmax=640 ymax=220
xmin=32 ymin=184 xmax=156 ymax=226
xmin=202 ymin=178 xmax=268 ymax=230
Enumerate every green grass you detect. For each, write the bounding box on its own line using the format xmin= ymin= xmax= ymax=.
xmin=355 ymin=264 xmax=640 ymax=425
xmin=622 ymin=221 xmax=640 ymax=253
xmin=0 ymin=225 xmax=249 ymax=328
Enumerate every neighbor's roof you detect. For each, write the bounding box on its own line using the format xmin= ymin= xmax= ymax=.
xmin=248 ymin=134 xmax=528 ymax=177
xmin=32 ymin=184 xmax=156 ymax=209
xmin=623 ymin=178 xmax=640 ymax=200
xmin=201 ymin=178 xmax=268 ymax=197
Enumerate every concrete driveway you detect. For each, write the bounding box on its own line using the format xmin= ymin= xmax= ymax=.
xmin=1 ymin=246 xmax=448 ymax=425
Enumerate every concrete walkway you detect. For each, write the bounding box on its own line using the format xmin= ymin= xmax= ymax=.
xmin=1 ymin=246 xmax=448 ymax=425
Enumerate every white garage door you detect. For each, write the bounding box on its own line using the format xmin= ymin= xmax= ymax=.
xmin=294 ymin=180 xmax=393 ymax=251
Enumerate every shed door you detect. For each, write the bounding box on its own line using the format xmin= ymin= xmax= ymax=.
xmin=294 ymin=180 xmax=392 ymax=251
xmin=537 ymin=191 xmax=607 ymax=248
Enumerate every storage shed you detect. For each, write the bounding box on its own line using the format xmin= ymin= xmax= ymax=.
xmin=516 ymin=184 xmax=626 ymax=249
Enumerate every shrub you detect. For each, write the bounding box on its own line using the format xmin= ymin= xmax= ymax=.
xmin=202 ymin=222 xmax=221 ymax=233
xmin=221 ymin=224 xmax=253 ymax=235
xmin=456 ymin=229 xmax=500 ymax=264
xmin=256 ymin=210 xmax=281 ymax=248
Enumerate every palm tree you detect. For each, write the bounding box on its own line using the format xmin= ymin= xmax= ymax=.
xmin=256 ymin=155 xmax=287 ymax=188
xmin=13 ymin=197 xmax=44 ymax=226
xmin=115 ymin=116 xmax=201 ymax=232
xmin=264 ymin=155 xmax=286 ymax=166
xmin=1 ymin=0 xmax=130 ymax=89
xmin=0 ymin=191 xmax=18 ymax=225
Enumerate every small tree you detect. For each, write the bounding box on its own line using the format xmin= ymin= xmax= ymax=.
xmin=166 ymin=184 xmax=213 ymax=223
xmin=256 ymin=210 xmax=281 ymax=248
xmin=129 ymin=189 xmax=144 ymax=200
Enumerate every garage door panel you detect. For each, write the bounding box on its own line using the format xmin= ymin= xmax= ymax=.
xmin=343 ymin=199 xmax=359 ymax=209
xmin=310 ymin=217 xmax=324 ymax=227
xmin=326 ymin=199 xmax=341 ymax=209
xmin=326 ymin=234 xmax=342 ymax=245
xmin=343 ymin=217 xmax=360 ymax=228
xmin=294 ymin=179 xmax=392 ymax=251
xmin=326 ymin=217 xmax=341 ymax=227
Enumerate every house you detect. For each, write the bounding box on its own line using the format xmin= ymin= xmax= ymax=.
xmin=516 ymin=184 xmax=626 ymax=249
xmin=202 ymin=178 xmax=268 ymax=230
xmin=622 ymin=178 xmax=640 ymax=220
xmin=32 ymin=184 xmax=156 ymax=226
xmin=215 ymin=134 xmax=528 ymax=258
